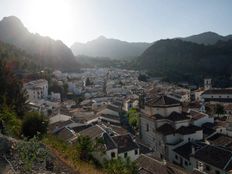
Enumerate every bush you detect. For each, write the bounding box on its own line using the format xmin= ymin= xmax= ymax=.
xmin=76 ymin=135 xmax=94 ymax=161
xmin=22 ymin=112 xmax=48 ymax=139
xmin=0 ymin=105 xmax=21 ymax=137
xmin=17 ymin=136 xmax=48 ymax=173
xmin=104 ymin=157 xmax=138 ymax=174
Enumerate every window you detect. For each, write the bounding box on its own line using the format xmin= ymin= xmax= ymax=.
xmin=124 ymin=152 xmax=128 ymax=158
xmin=111 ymin=152 xmax=115 ymax=158
xmin=146 ymin=124 xmax=149 ymax=132
xmin=135 ymin=149 xmax=138 ymax=155
xmin=215 ymin=170 xmax=220 ymax=174
xmin=175 ymin=155 xmax=178 ymax=160
xmin=185 ymin=161 xmax=188 ymax=166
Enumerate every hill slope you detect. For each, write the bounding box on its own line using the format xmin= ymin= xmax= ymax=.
xmin=136 ymin=39 xmax=232 ymax=86
xmin=0 ymin=16 xmax=78 ymax=70
xmin=180 ymin=32 xmax=232 ymax=45
xmin=71 ymin=36 xmax=151 ymax=59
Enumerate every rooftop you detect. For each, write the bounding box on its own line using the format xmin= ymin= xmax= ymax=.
xmin=146 ymin=95 xmax=180 ymax=108
xmin=202 ymin=89 xmax=232 ymax=95
xmin=173 ymin=142 xmax=205 ymax=160
xmin=136 ymin=154 xmax=187 ymax=174
xmin=156 ymin=124 xmax=175 ymax=136
xmin=176 ymin=125 xmax=202 ymax=135
xmin=193 ymin=145 xmax=232 ymax=171
xmin=112 ymin=134 xmax=139 ymax=153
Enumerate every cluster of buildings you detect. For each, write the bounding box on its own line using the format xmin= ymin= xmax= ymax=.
xmin=23 ymin=69 xmax=232 ymax=174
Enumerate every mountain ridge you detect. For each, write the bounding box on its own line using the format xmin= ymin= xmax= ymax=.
xmin=71 ymin=36 xmax=152 ymax=59
xmin=179 ymin=31 xmax=232 ymax=45
xmin=0 ymin=16 xmax=78 ymax=71
xmin=135 ymin=38 xmax=232 ymax=86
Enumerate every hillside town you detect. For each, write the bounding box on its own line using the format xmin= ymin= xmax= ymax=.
xmin=19 ymin=67 xmax=232 ymax=174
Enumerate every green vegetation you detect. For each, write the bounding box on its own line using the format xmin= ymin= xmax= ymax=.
xmin=127 ymin=108 xmax=139 ymax=130
xmin=0 ymin=105 xmax=21 ymax=137
xmin=138 ymin=73 xmax=148 ymax=82
xmin=135 ymin=39 xmax=232 ymax=87
xmin=104 ymin=157 xmax=138 ymax=174
xmin=17 ymin=136 xmax=48 ymax=173
xmin=214 ymin=104 xmax=225 ymax=116
xmin=0 ymin=16 xmax=79 ymax=71
xmin=76 ymin=135 xmax=94 ymax=161
xmin=0 ymin=60 xmax=28 ymax=117
xmin=85 ymin=77 xmax=93 ymax=86
xmin=43 ymin=135 xmax=104 ymax=174
xmin=0 ymin=61 xmax=48 ymax=138
xmin=22 ymin=112 xmax=48 ymax=139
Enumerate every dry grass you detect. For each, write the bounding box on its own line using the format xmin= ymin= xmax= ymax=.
xmin=43 ymin=135 xmax=105 ymax=174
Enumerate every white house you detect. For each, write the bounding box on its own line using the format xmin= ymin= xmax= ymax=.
xmin=24 ymin=79 xmax=48 ymax=102
xmin=201 ymin=89 xmax=232 ymax=104
xmin=94 ymin=133 xmax=140 ymax=164
xmin=191 ymin=145 xmax=232 ymax=174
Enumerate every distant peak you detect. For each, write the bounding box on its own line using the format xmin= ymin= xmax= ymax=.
xmin=201 ymin=31 xmax=220 ymax=36
xmin=0 ymin=16 xmax=27 ymax=32
xmin=1 ymin=16 xmax=23 ymax=25
xmin=97 ymin=35 xmax=107 ymax=40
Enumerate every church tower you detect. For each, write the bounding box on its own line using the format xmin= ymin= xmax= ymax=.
xmin=204 ymin=78 xmax=212 ymax=90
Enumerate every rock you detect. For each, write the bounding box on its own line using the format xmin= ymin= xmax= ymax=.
xmin=0 ymin=135 xmax=12 ymax=155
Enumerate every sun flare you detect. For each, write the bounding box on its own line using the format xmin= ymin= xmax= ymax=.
xmin=24 ymin=0 xmax=76 ymax=42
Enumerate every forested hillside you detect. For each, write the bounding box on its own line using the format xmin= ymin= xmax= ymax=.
xmin=135 ymin=39 xmax=232 ymax=86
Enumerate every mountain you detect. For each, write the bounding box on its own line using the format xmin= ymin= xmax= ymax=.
xmin=71 ymin=36 xmax=151 ymax=59
xmin=0 ymin=16 xmax=78 ymax=70
xmin=180 ymin=31 xmax=232 ymax=45
xmin=136 ymin=39 xmax=232 ymax=86
xmin=0 ymin=40 xmax=41 ymax=73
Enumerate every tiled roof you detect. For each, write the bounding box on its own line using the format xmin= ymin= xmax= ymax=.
xmin=202 ymin=89 xmax=232 ymax=95
xmin=102 ymin=132 xmax=117 ymax=150
xmin=55 ymin=127 xmax=76 ymax=141
xmin=106 ymin=104 xmax=121 ymax=112
xmin=207 ymin=133 xmax=232 ymax=149
xmin=193 ymin=145 xmax=232 ymax=171
xmin=167 ymin=112 xmax=190 ymax=121
xmin=146 ymin=95 xmax=180 ymax=107
xmin=100 ymin=114 xmax=120 ymax=121
xmin=173 ymin=142 xmax=205 ymax=160
xmin=72 ymin=112 xmax=98 ymax=123
xmin=189 ymin=110 xmax=207 ymax=120
xmin=156 ymin=124 xmax=175 ymax=135
xmin=79 ymin=125 xmax=105 ymax=140
xmin=176 ymin=125 xmax=202 ymax=135
xmin=136 ymin=154 xmax=187 ymax=174
xmin=204 ymin=98 xmax=232 ymax=103
xmin=112 ymin=134 xmax=139 ymax=153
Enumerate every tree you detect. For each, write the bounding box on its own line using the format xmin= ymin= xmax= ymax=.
xmin=104 ymin=157 xmax=138 ymax=174
xmin=215 ymin=104 xmax=225 ymax=116
xmin=85 ymin=77 xmax=92 ymax=86
xmin=138 ymin=74 xmax=148 ymax=82
xmin=0 ymin=104 xmax=21 ymax=137
xmin=0 ymin=60 xmax=28 ymax=117
xmin=76 ymin=135 xmax=93 ymax=161
xmin=22 ymin=112 xmax=48 ymax=139
xmin=128 ymin=108 xmax=139 ymax=130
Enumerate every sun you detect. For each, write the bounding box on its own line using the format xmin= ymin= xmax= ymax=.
xmin=24 ymin=0 xmax=74 ymax=42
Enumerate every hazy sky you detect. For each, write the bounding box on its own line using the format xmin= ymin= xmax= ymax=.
xmin=0 ymin=0 xmax=232 ymax=46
